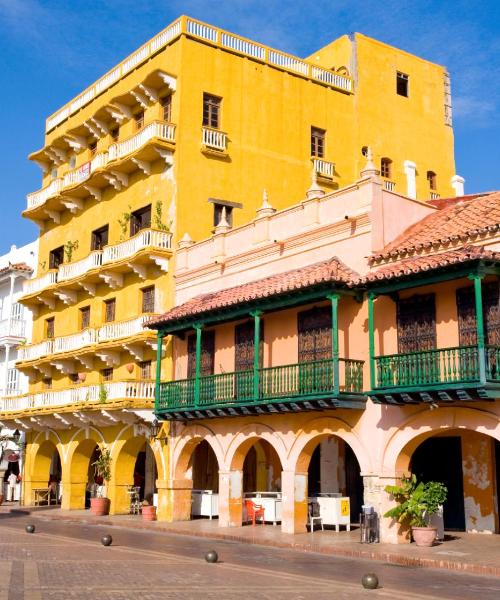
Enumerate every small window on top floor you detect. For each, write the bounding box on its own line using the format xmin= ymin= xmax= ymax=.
xmin=104 ymin=298 xmax=116 ymax=323
xmin=141 ymin=286 xmax=155 ymax=314
xmin=45 ymin=317 xmax=55 ymax=340
xmin=101 ymin=368 xmax=113 ymax=382
xmin=130 ymin=205 xmax=151 ymax=236
xmin=380 ymin=157 xmax=392 ymax=179
xmin=49 ymin=246 xmax=64 ymax=269
xmin=91 ymin=225 xmax=109 ymax=251
xmin=161 ymin=95 xmax=172 ymax=122
xmin=139 ymin=360 xmax=152 ymax=380
xmin=80 ymin=306 xmax=90 ymax=330
xmin=213 ymin=203 xmax=233 ymax=227
xmin=311 ymin=127 xmax=326 ymax=158
xmin=396 ymin=72 xmax=409 ymax=97
xmin=134 ymin=110 xmax=144 ymax=130
xmin=427 ymin=171 xmax=437 ymax=190
xmin=203 ymin=93 xmax=221 ymax=129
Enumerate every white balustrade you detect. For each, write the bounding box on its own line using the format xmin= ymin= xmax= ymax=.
xmin=268 ymin=50 xmax=309 ymax=75
xmin=430 ymin=192 xmax=440 ymax=199
xmin=0 ymin=395 xmax=34 ymax=411
xmin=202 ymin=127 xmax=227 ymax=151
xmin=383 ymin=180 xmax=396 ymax=192
xmin=58 ymin=251 xmax=103 ymax=282
xmin=313 ymin=158 xmax=335 ymax=179
xmin=186 ymin=19 xmax=218 ymax=42
xmin=108 ymin=121 xmax=175 ymax=162
xmin=102 ymin=229 xmax=172 ymax=264
xmin=18 ymin=340 xmax=54 ymax=362
xmin=311 ymin=66 xmax=353 ymax=92
xmin=53 ymin=329 xmax=96 ymax=354
xmin=97 ymin=316 xmax=146 ymax=342
xmin=22 ymin=270 xmax=58 ymax=296
xmin=220 ymin=33 xmax=265 ymax=59
xmin=0 ymin=318 xmax=26 ymax=339
xmin=26 ymin=179 xmax=62 ymax=210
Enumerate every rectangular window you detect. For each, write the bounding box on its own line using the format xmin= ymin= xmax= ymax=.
xmin=134 ymin=111 xmax=144 ymax=130
xmin=45 ymin=317 xmax=55 ymax=339
xmin=397 ymin=294 xmax=436 ymax=353
xmin=187 ymin=330 xmax=215 ymax=378
xmin=101 ymin=368 xmax=113 ymax=382
xmin=213 ymin=203 xmax=233 ymax=227
xmin=91 ymin=225 xmax=109 ymax=251
xmin=69 ymin=373 xmax=79 ymax=384
xmin=161 ymin=95 xmax=172 ymax=122
xmin=49 ymin=246 xmax=64 ymax=269
xmin=139 ymin=360 xmax=152 ymax=379
xmin=397 ymin=72 xmax=409 ymax=97
xmin=311 ymin=127 xmax=326 ymax=158
xmin=298 ymin=306 xmax=332 ymax=363
xmin=203 ymin=93 xmax=221 ymax=129
xmin=381 ymin=158 xmax=392 ymax=179
xmin=141 ymin=286 xmax=155 ymax=314
xmin=130 ymin=205 xmax=152 ymax=236
xmin=427 ymin=171 xmax=437 ymax=190
xmin=43 ymin=377 xmax=52 ymax=389
xmin=235 ymin=321 xmax=264 ymax=371
xmin=89 ymin=141 xmax=97 ymax=156
xmin=104 ymin=299 xmax=116 ymax=323
xmin=80 ymin=306 xmax=90 ymax=329
xmin=110 ymin=127 xmax=119 ymax=141
xmin=6 ymin=369 xmax=19 ymax=393
xmin=457 ymin=281 xmax=499 ymax=346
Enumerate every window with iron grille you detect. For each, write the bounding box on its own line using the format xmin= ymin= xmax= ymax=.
xmin=203 ymin=94 xmax=221 ymax=129
xmin=397 ymin=72 xmax=409 ymax=97
xmin=80 ymin=306 xmax=90 ymax=329
xmin=45 ymin=317 xmax=55 ymax=339
xmin=104 ymin=299 xmax=116 ymax=323
xmin=139 ymin=360 xmax=152 ymax=379
xmin=162 ymin=95 xmax=172 ymax=122
xmin=427 ymin=171 xmax=437 ymax=190
xmin=457 ymin=281 xmax=499 ymax=346
xmin=311 ymin=127 xmax=326 ymax=158
xmin=298 ymin=306 xmax=332 ymax=362
xmin=130 ymin=205 xmax=152 ymax=236
xmin=235 ymin=321 xmax=264 ymax=371
xmin=187 ymin=330 xmax=215 ymax=378
xmin=141 ymin=286 xmax=155 ymax=314
xmin=134 ymin=110 xmax=144 ymax=130
xmin=397 ymin=294 xmax=436 ymax=353
xmin=380 ymin=157 xmax=392 ymax=179
xmin=49 ymin=246 xmax=64 ymax=269
xmin=101 ymin=368 xmax=113 ymax=382
xmin=91 ymin=225 xmax=109 ymax=250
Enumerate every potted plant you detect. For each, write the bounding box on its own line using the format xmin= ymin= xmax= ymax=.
xmin=90 ymin=447 xmax=112 ymax=516
xmin=141 ymin=498 xmax=156 ymax=521
xmin=384 ymin=474 xmax=447 ymax=547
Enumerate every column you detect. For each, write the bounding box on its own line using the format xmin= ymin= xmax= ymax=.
xmin=3 ymin=343 xmax=11 ymax=396
xmin=280 ymin=470 xmax=308 ymax=534
xmin=472 ymin=273 xmax=486 ymax=383
xmin=155 ymin=331 xmax=164 ymax=404
xmin=251 ymin=310 xmax=262 ymax=400
xmin=194 ymin=324 xmax=203 ymax=407
xmin=218 ymin=469 xmax=243 ymax=527
xmin=367 ymin=293 xmax=376 ymax=390
xmin=327 ymin=294 xmax=340 ymax=394
xmin=403 ymin=160 xmax=417 ymax=199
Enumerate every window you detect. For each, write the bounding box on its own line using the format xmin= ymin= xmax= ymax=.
xmin=311 ymin=127 xmax=326 ymax=158
xmin=457 ymin=281 xmax=499 ymax=346
xmin=235 ymin=321 xmax=264 ymax=371
xmin=203 ymin=93 xmax=221 ymax=129
xmin=49 ymin=246 xmax=64 ymax=269
xmin=130 ymin=205 xmax=151 ymax=236
xmin=141 ymin=286 xmax=155 ymax=313
xmin=80 ymin=306 xmax=90 ymax=329
xmin=187 ymin=330 xmax=215 ymax=378
xmin=101 ymin=368 xmax=113 ymax=382
xmin=298 ymin=306 xmax=332 ymax=362
xmin=397 ymin=294 xmax=436 ymax=353
xmin=45 ymin=317 xmax=55 ymax=339
xmin=91 ymin=225 xmax=109 ymax=250
xmin=10 ymin=302 xmax=23 ymax=320
xmin=380 ymin=157 xmax=392 ymax=179
xmin=6 ymin=369 xmax=19 ymax=393
xmin=69 ymin=373 xmax=79 ymax=384
xmin=213 ymin=203 xmax=233 ymax=227
xmin=110 ymin=127 xmax=119 ymax=141
xmin=89 ymin=141 xmax=97 ymax=156
xmin=397 ymin=72 xmax=409 ymax=97
xmin=361 ymin=146 xmax=368 ymax=157
xmin=161 ymin=95 xmax=172 ymax=122
xmin=427 ymin=171 xmax=437 ymax=190
xmin=43 ymin=377 xmax=52 ymax=389
xmin=134 ymin=111 xmax=144 ymax=130
xmin=69 ymin=155 xmax=76 ymax=169
xmin=139 ymin=360 xmax=152 ymax=379
xmin=104 ymin=299 xmax=116 ymax=323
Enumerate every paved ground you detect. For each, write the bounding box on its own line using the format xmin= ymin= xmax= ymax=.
xmin=1 ymin=510 xmax=500 ymax=599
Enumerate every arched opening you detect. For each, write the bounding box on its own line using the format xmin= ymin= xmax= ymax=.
xmin=189 ymin=440 xmax=219 ymax=520
xmin=30 ymin=439 xmax=62 ymax=506
xmin=68 ymin=438 xmax=102 ymax=510
xmin=132 ymin=443 xmax=158 ymax=503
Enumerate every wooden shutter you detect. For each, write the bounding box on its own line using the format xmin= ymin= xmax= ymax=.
xmin=235 ymin=321 xmax=264 ymax=371
xmin=457 ymin=281 xmax=500 ymax=345
xmin=397 ymin=294 xmax=436 ymax=353
xmin=298 ymin=306 xmax=332 ymax=363
xmin=187 ymin=330 xmax=215 ymax=378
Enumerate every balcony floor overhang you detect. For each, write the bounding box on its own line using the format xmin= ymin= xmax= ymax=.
xmin=370 ymin=381 xmax=500 ymax=405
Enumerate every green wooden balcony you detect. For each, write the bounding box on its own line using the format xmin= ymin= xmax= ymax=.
xmin=156 ymin=357 xmax=366 ymax=419
xmin=371 ymin=344 xmax=500 ymax=404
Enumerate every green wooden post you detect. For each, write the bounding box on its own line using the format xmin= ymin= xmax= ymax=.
xmin=368 ymin=293 xmax=376 ymax=390
xmin=194 ymin=324 xmax=203 ymax=406
xmin=251 ymin=311 xmax=262 ymax=401
xmin=472 ymin=273 xmax=486 ymax=383
xmin=327 ymin=294 xmax=340 ymax=394
xmin=155 ymin=331 xmax=164 ymax=408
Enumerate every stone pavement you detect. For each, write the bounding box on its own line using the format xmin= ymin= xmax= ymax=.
xmin=4 ymin=503 xmax=499 ymax=578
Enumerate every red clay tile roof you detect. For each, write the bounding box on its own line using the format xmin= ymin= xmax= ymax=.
xmin=0 ymin=262 xmax=33 ymax=276
xmin=371 ymin=191 xmax=500 ymax=263
xmin=363 ymin=246 xmax=500 ymax=283
xmin=147 ymin=257 xmax=358 ymax=327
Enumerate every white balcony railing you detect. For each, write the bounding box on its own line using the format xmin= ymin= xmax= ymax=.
xmin=102 ymin=229 xmax=172 ymax=264
xmin=58 ymin=251 xmax=103 ymax=282
xmin=53 ymin=329 xmax=97 ymax=354
xmin=26 ymin=179 xmax=62 ymax=210
xmin=202 ymin=127 xmax=227 ymax=151
xmin=23 ymin=270 xmax=58 ymax=296
xmin=430 ymin=192 xmax=440 ymax=199
xmin=97 ymin=316 xmax=147 ymax=343
xmin=18 ymin=340 xmax=54 ymax=362
xmin=313 ymin=158 xmax=335 ymax=179
xmin=0 ymin=318 xmax=26 ymax=339
xmin=0 ymin=380 xmax=155 ymax=412
xmin=108 ymin=121 xmax=176 ymax=161
xmin=383 ymin=179 xmax=396 ymax=192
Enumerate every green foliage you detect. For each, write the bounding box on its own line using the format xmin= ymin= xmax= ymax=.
xmin=98 ymin=384 xmax=108 ymax=403
xmin=92 ymin=447 xmax=112 ymax=483
xmin=154 ymin=200 xmax=171 ymax=232
xmin=384 ymin=474 xmax=447 ymax=528
xmin=118 ymin=206 xmax=133 ymax=239
xmin=64 ymin=240 xmax=79 ymax=262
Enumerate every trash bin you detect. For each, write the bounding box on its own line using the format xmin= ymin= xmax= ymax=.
xmin=359 ymin=505 xmax=379 ymax=543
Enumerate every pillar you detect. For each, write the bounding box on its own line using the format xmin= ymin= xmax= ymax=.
xmin=373 ymin=474 xmax=412 ymax=544
xmin=218 ymin=469 xmax=243 ymax=527
xmin=451 ymin=175 xmax=465 ymax=197
xmin=281 ymin=470 xmax=308 ymax=534
xmin=144 ymin=445 xmax=156 ymax=501
xmin=403 ymin=160 xmax=417 ymax=199
xmin=320 ymin=438 xmax=343 ymax=493
xmin=159 ymin=478 xmax=193 ymax=522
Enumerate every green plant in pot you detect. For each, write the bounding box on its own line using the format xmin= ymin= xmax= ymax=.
xmin=90 ymin=447 xmax=112 ymax=516
xmin=384 ymin=474 xmax=447 ymax=547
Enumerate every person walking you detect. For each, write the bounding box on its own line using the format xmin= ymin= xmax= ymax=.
xmin=7 ymin=472 xmax=18 ymax=502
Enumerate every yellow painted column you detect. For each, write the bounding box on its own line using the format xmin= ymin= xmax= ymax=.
xmin=280 ymin=470 xmax=308 ymax=534
xmin=218 ymin=470 xmax=243 ymax=527
xmin=164 ymin=478 xmax=193 ymax=522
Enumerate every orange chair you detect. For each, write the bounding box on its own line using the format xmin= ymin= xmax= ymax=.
xmin=245 ymin=499 xmax=265 ymax=525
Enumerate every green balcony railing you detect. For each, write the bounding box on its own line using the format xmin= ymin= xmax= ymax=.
xmin=157 ymin=357 xmax=364 ymax=412
xmin=374 ymin=344 xmax=500 ymax=390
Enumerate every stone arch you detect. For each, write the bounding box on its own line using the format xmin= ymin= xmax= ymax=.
xmin=64 ymin=428 xmax=104 ymax=510
xmin=226 ymin=423 xmax=288 ymax=471
xmin=29 ymin=434 xmax=62 ymax=488
xmin=173 ymin=424 xmax=224 ymax=480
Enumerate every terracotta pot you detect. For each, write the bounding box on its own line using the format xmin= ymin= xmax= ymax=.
xmin=141 ymin=505 xmax=156 ymax=521
xmin=412 ymin=526 xmax=437 ymax=547
xmin=78 ymin=372 xmax=87 ymax=382
xmin=90 ymin=497 xmax=110 ymax=516
xmin=126 ymin=363 xmax=134 ymax=374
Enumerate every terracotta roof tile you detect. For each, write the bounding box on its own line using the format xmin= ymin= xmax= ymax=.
xmin=0 ymin=262 xmax=33 ymax=276
xmin=371 ymin=191 xmax=500 ymax=263
xmin=147 ymin=257 xmax=358 ymax=328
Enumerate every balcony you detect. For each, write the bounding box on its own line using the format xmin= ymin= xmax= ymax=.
xmin=157 ymin=357 xmax=366 ymax=420
xmin=0 ymin=318 xmax=26 ymax=341
xmin=0 ymin=380 xmax=155 ymax=414
xmin=201 ymin=127 xmax=227 ymax=153
xmin=371 ymin=345 xmax=500 ymax=404
xmin=313 ymin=158 xmax=335 ymax=180
xmin=383 ymin=179 xmax=396 ymax=192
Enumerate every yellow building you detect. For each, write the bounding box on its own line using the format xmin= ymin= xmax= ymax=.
xmin=1 ymin=16 xmax=463 ymax=516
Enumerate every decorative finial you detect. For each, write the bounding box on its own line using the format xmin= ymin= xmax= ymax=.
xmin=214 ymin=206 xmax=231 ymax=234
xmin=178 ymin=232 xmax=194 ymax=249
xmin=360 ymin=146 xmax=380 ymax=179
xmin=306 ymin=165 xmax=324 ymax=200
xmin=256 ymin=189 xmax=276 ymax=218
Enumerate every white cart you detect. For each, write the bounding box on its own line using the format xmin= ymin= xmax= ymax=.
xmin=191 ymin=489 xmax=219 ymax=519
xmin=309 ymin=494 xmax=351 ymax=531
xmin=244 ymin=492 xmax=282 ymax=525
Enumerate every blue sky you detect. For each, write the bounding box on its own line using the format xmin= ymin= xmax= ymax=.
xmin=0 ymin=0 xmax=498 ymax=254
